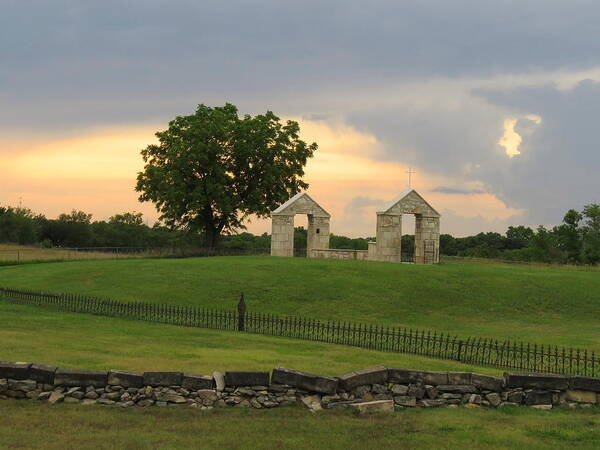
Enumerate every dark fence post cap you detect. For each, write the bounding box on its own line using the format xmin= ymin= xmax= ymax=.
xmin=237 ymin=293 xmax=246 ymax=313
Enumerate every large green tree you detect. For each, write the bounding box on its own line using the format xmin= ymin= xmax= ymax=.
xmin=136 ymin=104 xmax=317 ymax=247
xmin=554 ymin=209 xmax=583 ymax=263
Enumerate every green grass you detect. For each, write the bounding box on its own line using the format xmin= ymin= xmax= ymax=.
xmin=1 ymin=256 xmax=599 ymax=349
xmin=0 ymin=244 xmax=120 ymax=262
xmin=2 ymin=401 xmax=600 ymax=449
xmin=2 ymin=257 xmax=600 ymax=448
xmin=0 ymin=302 xmax=500 ymax=376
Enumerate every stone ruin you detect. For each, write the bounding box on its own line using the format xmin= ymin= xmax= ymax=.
xmin=3 ymin=361 xmax=597 ymax=412
xmin=270 ymin=190 xmax=440 ymax=264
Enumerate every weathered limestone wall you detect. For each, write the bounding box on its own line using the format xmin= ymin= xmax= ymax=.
xmin=374 ymin=213 xmax=402 ymax=262
xmin=2 ymin=361 xmax=599 ymax=413
xmin=367 ymin=241 xmax=377 ymax=260
xmin=310 ymin=249 xmax=368 ymax=261
xmin=271 ymin=192 xmax=331 ymax=258
xmin=415 ymin=216 xmax=440 ymax=264
xmin=307 ymin=216 xmax=330 ymax=256
xmin=270 ymin=215 xmax=294 ymax=257
xmin=385 ymin=190 xmax=439 ymax=217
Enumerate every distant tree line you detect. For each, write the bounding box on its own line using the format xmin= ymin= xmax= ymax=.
xmin=440 ymin=205 xmax=600 ymax=265
xmin=0 ymin=207 xmax=204 ymax=249
xmin=1 ymin=203 xmax=599 ymax=264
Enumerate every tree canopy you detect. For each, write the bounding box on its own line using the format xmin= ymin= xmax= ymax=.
xmin=136 ymin=103 xmax=317 ymax=247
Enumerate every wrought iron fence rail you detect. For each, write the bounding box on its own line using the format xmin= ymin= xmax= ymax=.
xmin=1 ymin=287 xmax=597 ymax=377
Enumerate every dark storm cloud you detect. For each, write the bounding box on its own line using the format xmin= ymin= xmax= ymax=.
xmin=2 ymin=0 xmax=600 ymax=130
xmin=472 ymin=80 xmax=600 ymax=223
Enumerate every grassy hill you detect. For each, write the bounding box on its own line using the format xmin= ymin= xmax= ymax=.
xmin=1 ymin=256 xmax=599 ymax=349
xmin=2 ymin=256 xmax=600 ymax=448
xmin=1 ymin=299 xmax=599 ymax=448
xmin=0 ymin=302 xmax=500 ymax=376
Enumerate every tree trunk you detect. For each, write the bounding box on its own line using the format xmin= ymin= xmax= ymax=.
xmin=204 ymin=226 xmax=220 ymax=249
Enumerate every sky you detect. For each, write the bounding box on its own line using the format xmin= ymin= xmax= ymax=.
xmin=2 ymin=1 xmax=600 ymax=237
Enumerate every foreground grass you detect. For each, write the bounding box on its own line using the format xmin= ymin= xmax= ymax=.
xmin=1 ymin=256 xmax=600 ymax=349
xmin=2 ymin=401 xmax=600 ymax=449
xmin=0 ymin=302 xmax=499 ymax=375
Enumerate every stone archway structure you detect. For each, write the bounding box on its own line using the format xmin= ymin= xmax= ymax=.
xmin=370 ymin=190 xmax=440 ymax=264
xmin=270 ymin=189 xmax=440 ymax=264
xmin=270 ymin=192 xmax=331 ymax=257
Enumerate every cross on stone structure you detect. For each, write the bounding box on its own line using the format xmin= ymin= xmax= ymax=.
xmin=405 ymin=168 xmax=416 ymax=189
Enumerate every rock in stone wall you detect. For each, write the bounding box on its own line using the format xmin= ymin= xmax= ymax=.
xmin=1 ymin=362 xmax=598 ymax=412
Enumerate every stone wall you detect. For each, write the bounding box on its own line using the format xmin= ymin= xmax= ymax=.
xmin=307 ymin=216 xmax=330 ymax=255
xmin=415 ymin=215 xmax=440 ymax=264
xmin=374 ymin=213 xmax=402 ymax=263
xmin=271 ymin=192 xmax=331 ymax=258
xmin=2 ymin=361 xmax=599 ymax=412
xmin=310 ymin=249 xmax=368 ymax=261
xmin=270 ymin=215 xmax=295 ymax=257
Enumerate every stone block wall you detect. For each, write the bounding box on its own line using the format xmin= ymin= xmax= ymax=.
xmin=2 ymin=361 xmax=598 ymax=412
xmin=270 ymin=192 xmax=331 ymax=258
xmin=310 ymin=249 xmax=368 ymax=261
xmin=270 ymin=215 xmax=295 ymax=257
xmin=367 ymin=241 xmax=377 ymax=260
xmin=307 ymin=216 xmax=330 ymax=255
xmin=374 ymin=213 xmax=402 ymax=262
xmin=414 ymin=215 xmax=440 ymax=264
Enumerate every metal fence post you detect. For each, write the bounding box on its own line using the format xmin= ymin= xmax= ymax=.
xmin=457 ymin=339 xmax=464 ymax=361
xmin=237 ymin=293 xmax=246 ymax=332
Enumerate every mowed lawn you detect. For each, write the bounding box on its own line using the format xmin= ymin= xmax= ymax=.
xmin=2 ymin=260 xmax=600 ymax=449
xmin=0 ymin=302 xmax=500 ymax=376
xmin=1 ymin=256 xmax=599 ymax=349
xmin=3 ymin=401 xmax=600 ymax=449
xmin=1 ymin=302 xmax=599 ymax=449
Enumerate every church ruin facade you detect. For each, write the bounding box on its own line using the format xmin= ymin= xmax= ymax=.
xmin=270 ymin=190 xmax=440 ymax=264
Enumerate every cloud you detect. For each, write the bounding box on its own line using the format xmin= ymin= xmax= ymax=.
xmin=471 ymin=79 xmax=600 ymax=223
xmin=2 ymin=1 xmax=600 ymax=234
xmin=3 ymin=1 xmax=600 ymax=132
xmin=431 ymin=187 xmax=486 ymax=195
xmin=343 ymin=196 xmax=387 ymax=213
xmin=440 ymin=208 xmax=525 ymax=237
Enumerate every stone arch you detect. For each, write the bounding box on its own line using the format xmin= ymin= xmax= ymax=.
xmin=372 ymin=190 xmax=440 ymax=264
xmin=270 ymin=192 xmax=331 ymax=257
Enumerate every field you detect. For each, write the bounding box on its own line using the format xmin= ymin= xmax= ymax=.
xmin=1 ymin=256 xmax=599 ymax=349
xmin=2 ymin=302 xmax=600 ymax=449
xmin=3 ymin=401 xmax=600 ymax=449
xmin=0 ymin=244 xmax=120 ymax=263
xmin=0 ymin=301 xmax=500 ymax=375
xmin=2 ymin=256 xmax=600 ymax=448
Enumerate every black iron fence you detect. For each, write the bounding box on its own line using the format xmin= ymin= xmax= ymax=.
xmin=1 ymin=287 xmax=598 ymax=377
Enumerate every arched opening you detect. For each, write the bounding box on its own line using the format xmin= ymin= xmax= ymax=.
xmin=293 ymin=214 xmax=308 ymax=257
xmin=400 ymin=214 xmax=416 ymax=263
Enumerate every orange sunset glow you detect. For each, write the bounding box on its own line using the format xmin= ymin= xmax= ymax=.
xmin=1 ymin=119 xmax=521 ymax=237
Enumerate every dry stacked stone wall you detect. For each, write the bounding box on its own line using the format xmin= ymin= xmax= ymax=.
xmin=2 ymin=362 xmax=600 ymax=412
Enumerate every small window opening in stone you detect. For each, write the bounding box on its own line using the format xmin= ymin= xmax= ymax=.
xmin=316 ymin=228 xmax=320 ymax=234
